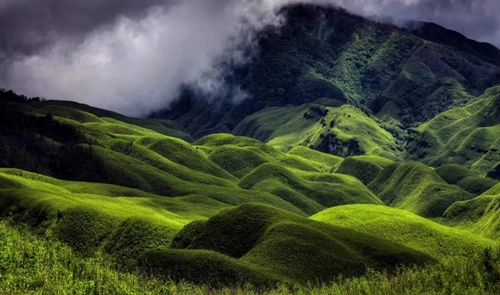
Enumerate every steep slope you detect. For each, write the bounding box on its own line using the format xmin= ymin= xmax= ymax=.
xmin=368 ymin=162 xmax=473 ymax=217
xmin=407 ymin=86 xmax=500 ymax=176
xmin=160 ymin=4 xmax=500 ymax=138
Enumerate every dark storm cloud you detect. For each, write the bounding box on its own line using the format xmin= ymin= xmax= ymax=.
xmin=328 ymin=0 xmax=500 ymax=45
xmin=0 ymin=0 xmax=499 ymax=116
xmin=0 ymin=0 xmax=171 ymax=56
xmin=1 ymin=0 xmax=283 ymax=116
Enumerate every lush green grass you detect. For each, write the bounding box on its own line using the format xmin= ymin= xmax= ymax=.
xmin=26 ymin=101 xmax=193 ymax=141
xmin=474 ymin=195 xmax=500 ymax=239
xmin=435 ymin=163 xmax=473 ymax=184
xmin=1 ymin=219 xmax=499 ymax=294
xmin=1 ymin=6 xmax=500 ymax=292
xmin=0 ymin=169 xmax=230 ymax=265
xmin=239 ymin=163 xmax=382 ymax=215
xmin=368 ymin=161 xmax=473 ymax=217
xmin=335 ymin=155 xmax=393 ymax=185
xmin=287 ymin=146 xmax=343 ymax=172
xmin=234 ymin=103 xmax=400 ymax=160
xmin=407 ymin=86 xmax=500 ymax=176
xmin=312 ymin=204 xmax=498 ymax=258
xmin=151 ymin=203 xmax=432 ymax=285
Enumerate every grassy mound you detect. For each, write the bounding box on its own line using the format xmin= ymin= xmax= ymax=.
xmin=208 ymin=145 xmax=269 ymax=178
xmin=139 ymin=249 xmax=278 ymax=287
xmin=435 ymin=164 xmax=473 ymax=184
xmin=457 ymin=176 xmax=498 ymax=195
xmin=239 ymin=163 xmax=382 ymax=214
xmin=368 ymin=162 xmax=473 ymax=217
xmin=335 ymin=155 xmax=393 ymax=185
xmin=287 ymin=146 xmax=343 ymax=172
xmin=311 ymin=204 xmax=496 ymax=258
xmin=434 ymin=164 xmax=497 ymax=194
xmin=165 ymin=203 xmax=432 ymax=284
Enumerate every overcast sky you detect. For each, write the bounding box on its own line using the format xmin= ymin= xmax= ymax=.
xmin=1 ymin=0 xmax=499 ymax=116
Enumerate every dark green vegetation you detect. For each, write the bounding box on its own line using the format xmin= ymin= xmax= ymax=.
xmin=161 ymin=4 xmax=500 ymax=138
xmin=2 ymin=2 xmax=500 ymax=294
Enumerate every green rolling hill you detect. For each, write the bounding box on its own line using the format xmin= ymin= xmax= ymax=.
xmin=368 ymin=161 xmax=473 ymax=218
xmin=1 ymin=2 xmax=500 ymax=293
xmin=234 ymin=103 xmax=401 ymax=159
xmin=144 ymin=203 xmax=432 ymax=285
xmin=1 ymin=94 xmax=498 ymax=290
xmin=407 ymin=86 xmax=500 ymax=177
xmin=311 ymin=204 xmax=496 ymax=258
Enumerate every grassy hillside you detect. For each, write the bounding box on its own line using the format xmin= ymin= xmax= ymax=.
xmin=145 ymin=203 xmax=432 ymax=285
xmin=407 ymin=86 xmax=500 ymax=177
xmin=4 ymin=100 xmax=396 ymax=217
xmin=0 ymin=169 xmax=232 ymax=264
xmin=234 ymin=104 xmax=400 ymax=159
xmin=1 ymin=220 xmax=499 ymax=294
xmin=444 ymin=183 xmax=500 ymax=239
xmin=312 ymin=205 xmax=497 ymax=258
xmin=368 ymin=162 xmax=473 ymax=217
xmin=335 ymin=155 xmax=394 ymax=185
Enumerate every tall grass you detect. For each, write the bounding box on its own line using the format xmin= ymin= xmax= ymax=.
xmin=0 ymin=219 xmax=498 ymax=294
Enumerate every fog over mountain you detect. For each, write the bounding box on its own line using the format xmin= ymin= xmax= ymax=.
xmin=1 ymin=0 xmax=499 ymax=116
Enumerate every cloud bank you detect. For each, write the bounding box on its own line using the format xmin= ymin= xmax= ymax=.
xmin=1 ymin=0 xmax=499 ymax=116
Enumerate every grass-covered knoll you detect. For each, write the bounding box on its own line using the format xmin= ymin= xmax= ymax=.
xmin=368 ymin=162 xmax=473 ymax=217
xmin=435 ymin=164 xmax=498 ymax=194
xmin=287 ymin=146 xmax=343 ymax=172
xmin=149 ymin=203 xmax=432 ymax=285
xmin=239 ymin=163 xmax=382 ymax=215
xmin=311 ymin=205 xmax=497 ymax=259
xmin=435 ymin=164 xmax=474 ymax=184
xmin=335 ymin=155 xmax=394 ymax=185
xmin=234 ymin=103 xmax=400 ymax=159
xmin=407 ymin=86 xmax=500 ymax=176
